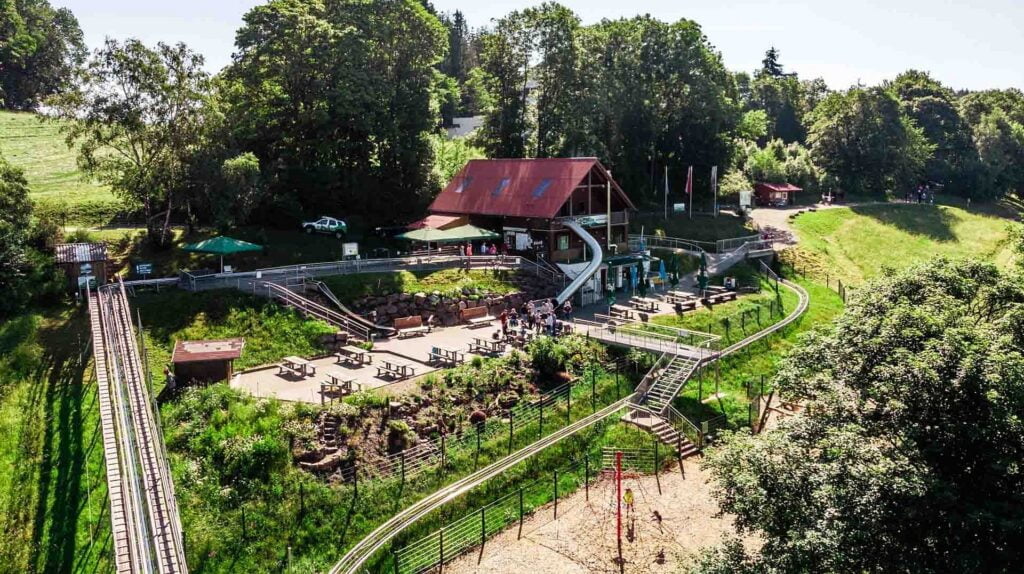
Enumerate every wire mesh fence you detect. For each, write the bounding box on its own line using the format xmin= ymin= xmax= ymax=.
xmin=393 ymin=444 xmax=660 ymax=574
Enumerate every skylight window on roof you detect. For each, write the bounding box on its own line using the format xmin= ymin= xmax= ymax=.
xmin=454 ymin=177 xmax=472 ymax=193
xmin=532 ymin=178 xmax=553 ymax=198
xmin=492 ymin=178 xmax=511 ymax=197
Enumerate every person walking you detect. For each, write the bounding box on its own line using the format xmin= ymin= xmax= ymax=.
xmin=562 ymin=299 xmax=572 ymax=318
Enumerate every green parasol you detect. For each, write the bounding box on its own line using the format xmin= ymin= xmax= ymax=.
xmin=182 ymin=236 xmax=263 ymax=272
xmin=396 ymin=224 xmax=499 ymax=244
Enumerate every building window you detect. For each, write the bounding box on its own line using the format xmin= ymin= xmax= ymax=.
xmin=557 ymin=234 xmax=569 ymax=251
xmin=492 ymin=178 xmax=511 ymax=196
xmin=454 ymin=177 xmax=472 ymax=193
xmin=532 ymin=178 xmax=553 ymax=198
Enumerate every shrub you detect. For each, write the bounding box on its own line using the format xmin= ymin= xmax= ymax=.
xmin=344 ymin=390 xmax=389 ymax=412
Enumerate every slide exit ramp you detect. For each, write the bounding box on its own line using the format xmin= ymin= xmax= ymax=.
xmin=554 ymin=218 xmax=604 ymax=306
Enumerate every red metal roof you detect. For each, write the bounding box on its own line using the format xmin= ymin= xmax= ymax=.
xmin=171 ymin=338 xmax=245 ymax=363
xmin=407 ymin=214 xmax=467 ymax=230
xmin=429 ymin=158 xmax=634 ymax=219
xmin=754 ymin=182 xmax=802 ymax=193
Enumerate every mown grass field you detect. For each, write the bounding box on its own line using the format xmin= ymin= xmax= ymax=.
xmin=0 ymin=111 xmax=114 ymax=205
xmin=787 ymin=203 xmax=1017 ymax=285
xmin=673 ymin=278 xmax=845 ymax=426
xmin=0 ymin=310 xmax=112 ymax=574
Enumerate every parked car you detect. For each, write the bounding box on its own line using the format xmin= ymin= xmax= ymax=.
xmin=302 ymin=216 xmax=348 ymax=238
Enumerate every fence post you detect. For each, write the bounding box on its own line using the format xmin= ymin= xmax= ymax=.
xmin=353 ymin=461 xmax=359 ymax=496
xmin=591 ymin=368 xmax=597 ymax=413
xmin=400 ymin=450 xmax=406 ymax=491
xmin=475 ymin=423 xmax=481 ymax=471
xmin=393 ymin=549 xmax=400 ymax=574
xmin=615 ymin=363 xmax=621 ymax=400
xmin=539 ymin=400 xmax=544 ymax=438
xmin=479 ymin=507 xmax=486 ymax=562
xmin=654 ymin=438 xmax=662 ymax=495
xmin=554 ymin=469 xmax=559 ymax=519
xmin=518 ymin=488 xmax=524 ymax=539
xmin=678 ymin=433 xmax=685 ymax=478
xmin=508 ymin=412 xmax=514 ymax=455
xmin=440 ymin=432 xmax=447 ymax=484
xmin=566 ymin=388 xmax=571 ymax=424
xmin=439 ymin=528 xmax=445 ymax=574
xmin=585 ymin=456 xmax=590 ymax=501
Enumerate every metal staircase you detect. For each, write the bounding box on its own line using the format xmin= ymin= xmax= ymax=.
xmin=643 ymin=354 xmax=701 ymax=414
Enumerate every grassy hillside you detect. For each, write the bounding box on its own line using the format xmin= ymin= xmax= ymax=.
xmin=0 ymin=310 xmax=112 ymax=573
xmin=0 ymin=111 xmax=114 ymax=206
xmin=786 ymin=203 xmax=1017 ymax=285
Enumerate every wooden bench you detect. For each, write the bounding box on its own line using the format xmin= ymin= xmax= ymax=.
xmin=460 ymin=306 xmax=494 ymax=328
xmin=336 ymin=345 xmax=372 ymax=365
xmin=610 ymin=304 xmax=636 ymax=319
xmin=278 ymin=363 xmax=302 ymax=377
xmin=394 ymin=315 xmax=429 ymax=338
xmin=705 ymin=291 xmax=738 ymax=305
xmin=428 ymin=346 xmax=465 ymax=366
xmin=376 ymin=359 xmax=417 ymax=379
xmin=672 ymin=300 xmax=698 ymax=312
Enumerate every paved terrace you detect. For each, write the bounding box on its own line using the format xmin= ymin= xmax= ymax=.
xmin=232 ymin=287 xmax=710 ymax=404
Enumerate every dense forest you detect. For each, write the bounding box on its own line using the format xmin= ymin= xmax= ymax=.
xmin=3 ymin=0 xmax=1024 ymax=243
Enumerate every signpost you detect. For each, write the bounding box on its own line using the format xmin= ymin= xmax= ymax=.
xmin=136 ymin=262 xmax=153 ymax=277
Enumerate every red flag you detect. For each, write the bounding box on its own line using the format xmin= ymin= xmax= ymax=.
xmin=685 ymin=166 xmax=693 ymax=195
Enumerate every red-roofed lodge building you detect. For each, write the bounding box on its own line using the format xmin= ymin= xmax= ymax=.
xmin=427 ymin=158 xmax=635 ymax=264
xmin=753 ymin=182 xmax=801 ymax=207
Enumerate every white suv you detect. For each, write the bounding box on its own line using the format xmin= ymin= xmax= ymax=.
xmin=302 ymin=216 xmax=348 ymax=238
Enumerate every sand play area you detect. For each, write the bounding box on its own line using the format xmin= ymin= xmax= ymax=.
xmin=444 ymin=457 xmax=740 ymax=574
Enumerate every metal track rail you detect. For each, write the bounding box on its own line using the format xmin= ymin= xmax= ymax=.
xmin=97 ymin=281 xmax=188 ymax=574
xmin=331 ymin=277 xmax=809 ymax=573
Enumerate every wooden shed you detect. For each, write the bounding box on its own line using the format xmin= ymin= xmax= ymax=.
xmin=753 ymin=182 xmax=802 ymax=207
xmin=171 ymin=338 xmax=245 ymax=385
xmin=54 ymin=243 xmax=109 ymax=292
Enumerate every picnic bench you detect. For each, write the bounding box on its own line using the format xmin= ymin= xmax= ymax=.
xmin=469 ymin=337 xmax=505 ymax=355
xmin=336 ymin=345 xmax=372 ymax=366
xmin=609 ymin=304 xmax=637 ymax=319
xmin=672 ymin=299 xmax=698 ymax=313
xmin=460 ymin=306 xmax=494 ymax=328
xmin=428 ymin=346 xmax=465 ymax=366
xmin=279 ymin=356 xmax=315 ymax=377
xmin=376 ymin=358 xmax=417 ymax=379
xmin=665 ymin=290 xmax=699 ymax=304
xmin=630 ymin=297 xmax=659 ymax=313
xmin=319 ymin=368 xmax=363 ymax=403
xmin=394 ymin=315 xmax=429 ymax=339
xmin=705 ymin=291 xmax=738 ymax=305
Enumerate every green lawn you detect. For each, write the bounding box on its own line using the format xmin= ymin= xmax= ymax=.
xmin=0 ymin=310 xmax=112 ymax=573
xmin=788 ymin=203 xmax=1017 ymax=285
xmin=673 ymin=278 xmax=845 ymax=427
xmin=644 ymin=279 xmax=800 ymax=346
xmin=322 ymin=268 xmax=519 ymax=303
xmin=0 ymin=111 xmax=115 ymax=206
xmin=631 ymin=211 xmax=754 ymax=243
xmin=132 ymin=289 xmax=336 ymax=373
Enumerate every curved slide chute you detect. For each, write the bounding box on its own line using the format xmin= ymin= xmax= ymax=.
xmin=554 ymin=219 xmax=604 ymax=306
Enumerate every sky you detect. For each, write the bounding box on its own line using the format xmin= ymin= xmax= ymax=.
xmin=52 ymin=0 xmax=1024 ymax=91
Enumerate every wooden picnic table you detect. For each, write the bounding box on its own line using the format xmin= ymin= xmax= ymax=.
xmin=428 ymin=346 xmax=465 ymax=366
xmin=336 ymin=345 xmax=372 ymax=365
xmin=610 ymin=304 xmax=637 ymax=319
xmin=376 ymin=358 xmax=417 ymax=379
xmin=666 ymin=290 xmax=698 ymax=303
xmin=629 ymin=298 xmax=658 ymax=312
xmin=281 ymin=355 xmax=316 ymax=377
xmin=324 ymin=367 xmax=359 ymax=389
xmin=469 ymin=337 xmax=505 ymax=355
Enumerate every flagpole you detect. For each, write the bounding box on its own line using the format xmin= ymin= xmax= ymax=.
xmin=688 ymin=166 xmax=693 ymax=220
xmin=663 ymin=165 xmax=668 ymax=221
xmin=712 ymin=166 xmax=718 ymax=218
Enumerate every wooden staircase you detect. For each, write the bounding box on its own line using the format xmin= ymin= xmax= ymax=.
xmin=621 ymin=406 xmax=700 ymax=459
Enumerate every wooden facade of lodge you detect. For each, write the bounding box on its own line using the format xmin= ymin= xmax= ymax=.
xmin=426 ymin=158 xmax=635 ymax=264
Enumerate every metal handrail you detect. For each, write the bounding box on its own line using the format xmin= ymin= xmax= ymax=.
xmin=665 ymin=404 xmax=704 ymax=449
xmin=262 ymin=282 xmax=372 ymax=341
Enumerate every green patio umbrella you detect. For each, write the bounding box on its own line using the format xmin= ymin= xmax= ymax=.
xmin=182 ymin=236 xmax=263 ymax=272
xmin=396 ymin=224 xmax=499 ymax=243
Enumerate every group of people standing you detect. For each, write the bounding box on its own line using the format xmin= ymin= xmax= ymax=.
xmin=498 ymin=298 xmax=573 ymax=338
xmin=907 ymin=184 xmax=935 ymax=204
xmin=463 ymin=242 xmax=505 ymax=257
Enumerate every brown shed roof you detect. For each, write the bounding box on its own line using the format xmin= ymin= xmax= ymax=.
xmin=428 ymin=158 xmax=634 ymax=219
xmin=54 ymin=243 xmax=108 ymax=264
xmin=171 ymin=338 xmax=245 ymax=363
